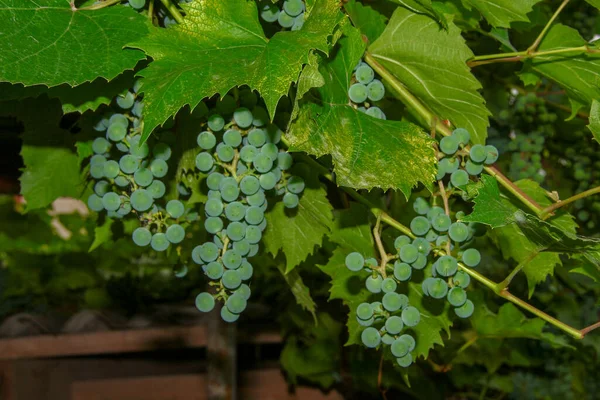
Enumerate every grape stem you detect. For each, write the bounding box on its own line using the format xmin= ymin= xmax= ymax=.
xmin=539 ymin=185 xmax=600 ymax=220
xmin=363 ymin=52 xmax=545 ymax=217
xmin=496 ymin=251 xmax=539 ymax=292
xmin=436 ymin=180 xmax=451 ymax=254
xmin=78 ymin=0 xmax=122 ymax=10
xmin=158 ymin=0 xmax=185 ymax=24
xmin=527 ymin=0 xmax=571 ymax=54
xmin=373 ymin=216 xmax=389 ymax=278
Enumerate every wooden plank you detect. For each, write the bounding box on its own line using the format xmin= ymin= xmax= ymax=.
xmin=0 ymin=361 xmax=15 ymax=400
xmin=0 ymin=326 xmax=281 ymax=361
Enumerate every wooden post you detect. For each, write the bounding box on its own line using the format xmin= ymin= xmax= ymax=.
xmin=207 ymin=304 xmax=237 ymax=400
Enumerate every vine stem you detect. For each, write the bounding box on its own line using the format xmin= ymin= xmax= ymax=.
xmin=363 ymin=52 xmax=545 ymax=217
xmin=78 ymin=0 xmax=122 ymax=10
xmin=467 ymin=46 xmax=598 ymax=68
xmin=539 ymin=185 xmax=600 ymax=219
xmin=373 ymin=216 xmax=389 ymax=278
xmin=496 ymin=251 xmax=539 ymax=292
xmin=528 ymin=0 xmax=571 ymax=53
xmin=158 ymin=0 xmax=185 ymax=24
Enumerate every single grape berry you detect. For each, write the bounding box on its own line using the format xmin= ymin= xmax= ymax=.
xmin=436 ymin=255 xmax=458 ymax=277
xmin=132 ymin=227 xmax=152 ymax=246
xmin=356 ymin=303 xmax=374 ymax=320
xmin=87 ymin=194 xmax=104 ymax=212
xmin=381 ymin=278 xmax=398 ymax=293
xmin=449 ymin=222 xmax=469 ymax=242
xmin=195 ymin=292 xmax=215 ymax=313
xmin=452 ymin=128 xmax=470 ymax=145
xmin=226 ymin=293 xmax=247 ymax=314
xmin=447 ymin=287 xmax=467 ymax=307
xmin=283 ymin=0 xmax=304 ymax=16
xmin=461 ymin=248 xmax=481 ymax=267
xmin=221 ymin=306 xmax=239 ymax=323
xmin=465 ymin=160 xmax=484 ymax=176
xmin=450 ymin=169 xmax=469 ymax=187
xmin=383 ymin=292 xmax=404 ymax=312
xmin=401 ymin=306 xmax=420 ymax=327
xmin=484 ymin=145 xmax=499 ymax=165
xmin=345 ymin=252 xmax=365 ymax=271
xmin=400 ymin=244 xmax=419 ymax=263
xmin=222 ymin=270 xmax=242 ymax=290
xmin=440 ymin=136 xmax=459 ymax=155
xmin=413 ymin=197 xmax=430 ymax=215
xmin=410 ymin=216 xmax=431 ymax=236
xmin=391 ymin=338 xmax=409 ymax=358
xmin=385 ymin=316 xmax=404 ymax=335
xmin=469 ymin=144 xmax=487 ymax=163
xmin=208 ymin=114 xmax=225 ymax=132
xmin=166 ymin=200 xmax=185 ymax=219
xmin=367 ymin=80 xmax=385 ymax=101
xmin=151 ymin=233 xmax=170 ymax=252
xmin=393 ymin=261 xmax=412 ymax=282
xmin=197 ymin=131 xmax=217 ymax=150
xmin=283 ymin=192 xmax=299 ymax=208
xmin=348 ymin=83 xmax=368 ymax=103
xmin=453 ymin=270 xmax=471 ymax=288
xmin=166 ymin=224 xmax=185 ymax=244
xmin=428 ymin=278 xmax=449 ymax=299
xmin=355 ymin=64 xmax=375 ymax=84
xmin=205 ymin=261 xmax=224 ymax=280
xmin=287 ymin=176 xmax=305 ymax=194
xmin=455 ymin=299 xmax=474 ymax=318
xmin=431 ymin=213 xmax=451 ymax=232
xmin=366 ymin=275 xmax=383 ymax=294
xmin=102 ymin=192 xmax=121 ymax=211
xmin=397 ymin=353 xmax=413 ymax=368
xmin=394 ymin=235 xmax=411 ymax=250
xmin=361 ymin=327 xmax=381 ymax=348
xmin=196 ymin=152 xmax=214 ymax=172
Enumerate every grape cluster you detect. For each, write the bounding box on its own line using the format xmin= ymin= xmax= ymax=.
xmin=259 ymin=0 xmax=305 ymax=31
xmin=86 ymin=84 xmax=191 ymax=252
xmin=436 ymin=128 xmax=498 ymax=183
xmin=192 ymin=94 xmax=305 ymax=322
xmin=348 ymin=60 xmax=387 ymax=120
xmin=506 ymin=133 xmax=546 ymax=183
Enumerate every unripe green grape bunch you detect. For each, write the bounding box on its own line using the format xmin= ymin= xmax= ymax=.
xmin=192 ymin=90 xmax=306 ymax=323
xmin=86 ymin=83 xmax=194 ymax=253
xmin=259 ymin=0 xmax=306 ymax=31
xmin=348 ymin=60 xmax=387 ymax=120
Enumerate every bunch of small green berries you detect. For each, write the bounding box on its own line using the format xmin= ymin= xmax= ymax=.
xmin=259 ymin=0 xmax=305 ymax=31
xmin=348 ymin=60 xmax=387 ymax=120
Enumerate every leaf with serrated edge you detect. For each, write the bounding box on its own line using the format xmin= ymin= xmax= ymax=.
xmin=369 ymin=7 xmax=490 ymax=144
xmin=344 ymin=0 xmax=387 ymax=42
xmin=89 ymin=218 xmax=114 ymax=252
xmin=0 ymin=0 xmax=147 ymax=87
xmin=129 ymin=0 xmax=344 ymax=142
xmin=389 ymin=0 xmax=448 ymax=28
xmin=461 ymin=0 xmax=543 ymax=28
xmin=289 ymin=24 xmax=436 ymax=194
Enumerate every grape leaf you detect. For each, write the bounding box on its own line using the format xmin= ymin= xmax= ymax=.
xmin=288 ymin=24 xmax=437 ymax=194
xmin=460 ymin=0 xmax=543 ymax=28
xmin=0 ymin=1 xmax=147 ymax=87
xmin=585 ymin=0 xmax=600 ymax=9
xmin=529 ymin=24 xmax=600 ymax=110
xmin=369 ymin=7 xmax=490 ymax=144
xmin=588 ymin=100 xmax=600 ymax=144
xmin=263 ymin=165 xmax=334 ymax=273
xmin=344 ymin=0 xmax=387 ymax=42
xmin=462 ymin=175 xmax=517 ymax=227
xmin=389 ymin=0 xmax=448 ymax=28
xmin=129 ymin=0 xmax=344 ymax=142
xmin=89 ymin=217 xmax=114 ymax=252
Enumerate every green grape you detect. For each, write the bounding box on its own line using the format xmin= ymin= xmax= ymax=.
xmin=355 ymin=64 xmax=375 ymax=84
xmin=450 ymin=170 xmax=469 ymax=187
xmin=248 ymin=128 xmax=267 ymax=147
xmin=261 ymin=4 xmax=280 ymax=22
xmin=400 ymin=244 xmax=418 ymax=263
xmin=440 ymin=136 xmax=459 ymax=155
xmin=205 ymin=262 xmax=224 ymax=280
xmin=236 ymin=283 xmax=252 ymax=300
xmin=357 ymin=316 xmax=374 ymax=327
xmin=258 ymin=172 xmax=277 ymax=190
xmin=365 ymin=106 xmax=386 ymax=119
xmin=447 ymin=287 xmax=467 ymax=307
xmin=265 ymin=124 xmax=282 ymax=143
xmin=197 ymin=131 xmax=217 ymax=150
xmin=394 ymin=235 xmax=411 ymax=250
xmin=381 ymin=278 xmax=398 ymax=293
xmin=117 ymin=200 xmax=132 ymax=216
xmin=345 ymin=252 xmax=365 ymax=271
xmin=413 ymin=197 xmax=430 ymax=215
xmin=208 ymin=114 xmax=225 ymax=131
xmin=93 ymin=137 xmax=110 ymax=154
xmin=191 ymin=246 xmax=204 ymax=265
xmin=115 ymin=175 xmax=129 ymax=187
xmin=238 ymin=261 xmax=253 ymax=281
xmin=90 ymin=154 xmax=107 ymax=166
xmin=247 ymin=191 xmax=266 ymax=207
xmin=428 ymin=278 xmax=448 ymax=299
xmin=173 ymin=264 xmax=188 ymax=278
xmin=366 ymin=79 xmax=385 ymax=102
xmin=240 ymin=145 xmax=258 ymax=163
xmin=455 ymin=299 xmax=474 ymax=318
xmin=431 ymin=213 xmax=451 ymax=232
xmin=226 ymin=293 xmax=247 ymax=314
xmin=107 ymin=123 xmax=127 ymax=142
xmin=233 ymin=107 xmax=253 ymax=128
xmin=166 ymin=224 xmax=185 ymax=244
xmin=484 ymin=145 xmax=499 ymax=165
xmin=261 ymin=143 xmax=279 ymax=161
xmin=287 ymin=176 xmax=305 ymax=194
xmin=223 ymin=129 xmax=242 ymax=148
xmin=439 ymin=158 xmax=459 ymax=174
xmin=449 ymin=222 xmax=469 ymax=242
xmin=399 ymin=334 xmax=415 ymax=352
xmin=427 ymin=206 xmax=445 ymax=220
xmin=452 ymin=128 xmax=470 ymax=145
xmin=166 ymin=200 xmax=185 ymax=218
xmin=117 ymin=90 xmax=135 ymax=108
xmin=410 ymin=216 xmax=431 ymax=236
xmin=436 ymin=255 xmax=458 ymax=277
xmin=461 ymin=248 xmax=481 ymax=267
xmin=357 ymin=303 xmax=374 ymax=320
xmin=245 ymin=225 xmax=262 ymax=244
xmin=412 ymin=254 xmax=427 ymax=270
xmin=206 ymin=172 xmax=224 ymax=191
xmin=148 ymin=180 xmax=166 ymax=199
xmin=348 ymin=83 xmax=368 ymax=103
xmin=361 ymin=327 xmax=381 ymax=348
xmin=425 ymin=229 xmax=438 ymax=242
xmin=421 ymin=277 xmax=436 ymax=295
xmin=283 ymin=0 xmax=304 ymax=17
xmin=151 ymin=233 xmax=169 ymax=252
xmin=224 ymin=202 xmax=246 ymax=222
xmin=245 ymin=206 xmax=264 ymax=225
xmin=381 ymin=333 xmax=394 ymax=345
xmin=385 ymin=316 xmax=404 ymax=335
xmin=222 ymin=270 xmax=242 ymax=289
xmin=401 ymin=306 xmax=420 ymax=327
xmin=396 ymin=353 xmax=412 ymax=368
xmin=227 ymin=221 xmax=246 ymax=241
xmin=412 ymin=238 xmax=431 ymax=255
xmin=465 ymin=160 xmax=483 ymax=175
xmin=278 ymin=10 xmax=295 ymax=28
xmin=216 ymin=144 xmax=235 ymax=163
xmin=469 ymin=144 xmax=487 ymax=163
xmin=109 ymin=114 xmax=128 ymax=128
xmin=222 ymin=249 xmax=242 ymax=270
xmin=153 ymin=142 xmax=172 ymax=161
xmin=103 ymin=160 xmax=120 ymax=179
xmin=221 ymin=306 xmax=239 ymax=323
xmin=277 ymin=152 xmax=293 ymax=170
xmin=237 ymin=176 xmax=258 ymax=197
xmin=391 ymin=337 xmax=409 ymax=358
xmin=394 ymin=261 xmax=412 ymax=281
xmin=87 ymin=194 xmax=104 ymax=212
xmin=248 ymin=243 xmax=259 ymax=257
xmin=233 ymin=240 xmax=251 ymax=257
xmin=253 ymin=153 xmax=273 ymax=173
xmin=366 ymin=275 xmax=383 ymax=293
xmin=134 ymin=168 xmax=153 ymax=187
xmin=283 ymin=192 xmax=299 ymax=208
xmin=102 ymin=192 xmax=121 ymax=211
xmin=383 ymin=292 xmax=404 ymax=312
xmin=195 ymin=292 xmax=215 ymax=312
xmin=119 ymin=154 xmax=139 ymax=174
xmin=150 ymin=159 xmax=168 ymax=178
xmin=199 ymin=242 xmax=219 ymax=262
xmin=128 ymin=0 xmax=145 ymax=9
xmin=205 ymin=198 xmax=224 ymax=217
xmin=205 ymin=216 xmax=224 ymax=234
xmin=94 ymin=180 xmax=110 ymax=196
xmin=221 ymin=183 xmax=240 ymax=203
xmin=129 ymin=136 xmax=150 ymax=158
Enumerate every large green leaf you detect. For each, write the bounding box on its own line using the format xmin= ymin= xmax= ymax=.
xmin=389 ymin=0 xmax=448 ymax=28
xmin=129 ymin=0 xmax=344 ymax=141
xmin=289 ymin=24 xmax=437 ymax=194
xmin=530 ymin=24 xmax=600 ymax=110
xmin=263 ymin=165 xmax=334 ymax=273
xmin=344 ymin=0 xmax=387 ymax=42
xmin=460 ymin=0 xmax=543 ymax=28
xmin=369 ymin=7 xmax=490 ymax=144
xmin=0 ymin=1 xmax=147 ymax=86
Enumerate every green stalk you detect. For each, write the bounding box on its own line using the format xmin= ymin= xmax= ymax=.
xmin=79 ymin=0 xmax=122 ymax=10
xmin=467 ymin=46 xmax=595 ymax=68
xmin=540 ymin=185 xmax=600 ymax=219
xmin=158 ymin=0 xmax=185 ymax=24
xmin=527 ymin=0 xmax=571 ymax=53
